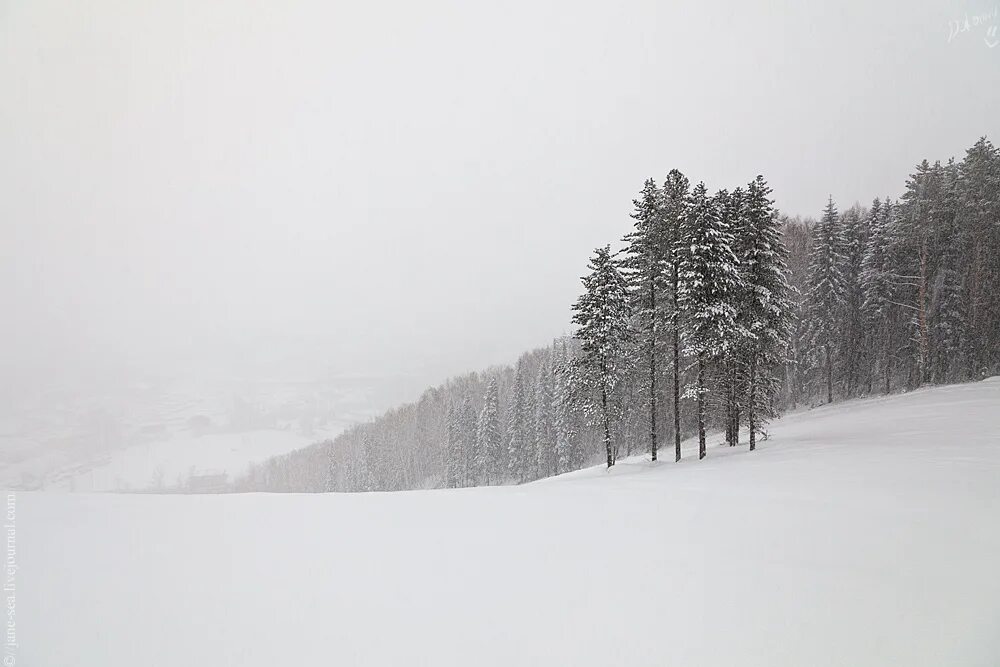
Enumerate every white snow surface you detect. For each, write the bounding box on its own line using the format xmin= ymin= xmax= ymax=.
xmin=19 ymin=379 xmax=1000 ymax=666
xmin=66 ymin=428 xmax=334 ymax=492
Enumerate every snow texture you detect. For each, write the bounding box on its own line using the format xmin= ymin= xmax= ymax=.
xmin=19 ymin=379 xmax=1000 ymax=666
xmin=66 ymin=429 xmax=330 ymax=492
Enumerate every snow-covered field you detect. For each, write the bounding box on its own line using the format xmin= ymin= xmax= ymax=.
xmin=63 ymin=428 xmax=333 ymax=492
xmin=0 ymin=371 xmax=385 ymax=491
xmin=18 ymin=379 xmax=1000 ymax=666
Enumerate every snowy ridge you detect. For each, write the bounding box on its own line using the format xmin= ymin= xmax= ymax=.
xmin=21 ymin=378 xmax=1000 ymax=666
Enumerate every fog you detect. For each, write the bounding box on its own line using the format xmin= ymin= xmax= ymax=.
xmin=2 ymin=0 xmax=998 ymax=392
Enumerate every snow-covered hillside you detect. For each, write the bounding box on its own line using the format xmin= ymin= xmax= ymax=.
xmin=0 ymin=370 xmax=398 ymax=491
xmin=20 ymin=379 xmax=1000 ymax=666
xmin=62 ymin=428 xmax=338 ymax=492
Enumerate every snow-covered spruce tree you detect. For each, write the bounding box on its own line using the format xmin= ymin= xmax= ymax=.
xmin=622 ymin=178 xmax=665 ymax=462
xmin=895 ymin=158 xmax=968 ymax=387
xmin=476 ymin=378 xmax=502 ymax=485
xmin=804 ymin=197 xmax=846 ymax=403
xmin=896 ymin=159 xmax=941 ymax=386
xmin=861 ymin=198 xmax=897 ymax=393
xmin=506 ymin=360 xmax=533 ymax=483
xmin=661 ymin=169 xmax=690 ymax=462
xmin=716 ymin=187 xmax=747 ymax=448
xmin=553 ymin=339 xmax=581 ymax=474
xmin=737 ymin=175 xmax=792 ymax=451
xmin=446 ymin=391 xmax=477 ymax=488
xmin=534 ymin=357 xmax=555 ymax=478
xmin=929 ymin=245 xmax=966 ymax=382
xmin=677 ymin=182 xmax=742 ymax=460
xmin=954 ymin=137 xmax=1000 ymax=376
xmin=521 ymin=364 xmax=537 ymax=478
xmin=839 ymin=204 xmax=871 ymax=396
xmin=571 ymin=245 xmax=633 ymax=468
xmin=778 ymin=215 xmax=813 ymax=405
xmin=926 ymin=161 xmax=965 ymax=383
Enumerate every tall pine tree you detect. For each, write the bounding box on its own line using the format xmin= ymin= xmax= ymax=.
xmin=678 ymin=183 xmax=742 ymax=459
xmin=662 ymin=169 xmax=690 ymax=462
xmin=737 ymin=175 xmax=792 ymax=451
xmin=623 ymin=178 xmax=666 ymax=462
xmin=572 ymin=246 xmax=633 ymax=468
xmin=805 ymin=197 xmax=846 ymax=403
xmin=861 ymin=198 xmax=897 ymax=393
xmin=475 ymin=379 xmax=502 ymax=485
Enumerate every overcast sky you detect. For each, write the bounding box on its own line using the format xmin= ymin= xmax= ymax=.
xmin=2 ymin=0 xmax=998 ymax=391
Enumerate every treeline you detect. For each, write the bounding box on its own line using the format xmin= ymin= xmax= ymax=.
xmin=232 ymin=136 xmax=1000 ymax=493
xmin=230 ymin=342 xmax=594 ymax=492
xmin=793 ymin=138 xmax=1000 ymax=399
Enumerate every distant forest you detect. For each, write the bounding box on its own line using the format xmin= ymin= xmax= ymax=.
xmin=231 ymin=137 xmax=1000 ymax=493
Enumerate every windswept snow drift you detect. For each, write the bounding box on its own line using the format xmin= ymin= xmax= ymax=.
xmin=19 ymin=379 xmax=1000 ymax=666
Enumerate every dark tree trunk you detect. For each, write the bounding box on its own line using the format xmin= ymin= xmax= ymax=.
xmin=697 ymin=354 xmax=706 ymax=460
xmin=748 ymin=358 xmax=757 ymax=452
xmin=883 ymin=323 xmax=892 ymax=394
xmin=734 ymin=404 xmax=740 ymax=446
xmin=732 ymin=364 xmax=739 ymax=446
xmin=918 ymin=240 xmax=929 ymax=385
xmin=673 ymin=266 xmax=682 ymax=463
xmin=464 ymin=444 xmax=469 ymax=488
xmin=846 ymin=332 xmax=857 ymax=398
xmin=602 ymin=385 xmax=613 ymax=468
xmin=724 ymin=379 xmax=732 ymax=447
xmin=725 ymin=366 xmax=735 ymax=447
xmin=825 ymin=344 xmax=833 ymax=404
xmin=649 ymin=282 xmax=658 ymax=462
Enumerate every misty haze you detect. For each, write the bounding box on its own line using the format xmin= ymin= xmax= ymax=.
xmin=3 ymin=0 xmax=1000 ymax=665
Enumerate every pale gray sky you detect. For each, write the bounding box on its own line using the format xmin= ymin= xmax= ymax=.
xmin=2 ymin=0 xmax=998 ymax=390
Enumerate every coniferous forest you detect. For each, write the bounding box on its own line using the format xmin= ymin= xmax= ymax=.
xmin=233 ymin=137 xmax=1000 ymax=493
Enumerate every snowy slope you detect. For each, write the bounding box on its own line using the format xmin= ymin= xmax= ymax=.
xmin=18 ymin=379 xmax=1000 ymax=666
xmin=62 ymin=428 xmax=339 ymax=492
xmin=0 ymin=371 xmax=384 ymax=491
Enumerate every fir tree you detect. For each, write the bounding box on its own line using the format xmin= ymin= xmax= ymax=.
xmin=460 ymin=394 xmax=476 ymax=487
xmin=677 ymin=182 xmax=742 ymax=459
xmin=534 ymin=358 xmax=555 ymax=478
xmin=955 ymin=138 xmax=1000 ymax=376
xmin=507 ymin=360 xmax=532 ymax=482
xmin=661 ymin=169 xmax=690 ymax=462
xmin=553 ymin=340 xmax=580 ymax=474
xmin=929 ymin=250 xmax=965 ymax=382
xmin=897 ymin=160 xmax=940 ymax=386
xmin=717 ymin=186 xmax=747 ymax=448
xmin=839 ymin=204 xmax=870 ymax=396
xmin=861 ymin=198 xmax=896 ymax=393
xmin=476 ymin=379 xmax=502 ymax=485
xmin=805 ymin=196 xmax=846 ymax=403
xmin=622 ymin=178 xmax=666 ymax=462
xmin=571 ymin=245 xmax=633 ymax=468
xmin=737 ymin=175 xmax=792 ymax=450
